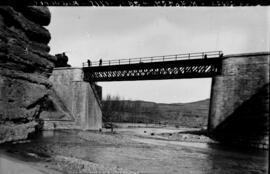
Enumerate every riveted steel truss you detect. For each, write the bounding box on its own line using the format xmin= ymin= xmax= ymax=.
xmin=83 ymin=58 xmax=222 ymax=82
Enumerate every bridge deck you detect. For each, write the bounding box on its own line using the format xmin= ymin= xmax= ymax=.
xmin=83 ymin=51 xmax=223 ymax=82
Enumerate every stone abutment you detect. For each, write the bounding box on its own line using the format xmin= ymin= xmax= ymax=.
xmin=208 ymin=52 xmax=269 ymax=149
xmin=43 ymin=67 xmax=102 ymax=130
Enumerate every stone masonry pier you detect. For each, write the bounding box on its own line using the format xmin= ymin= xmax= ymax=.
xmin=43 ymin=67 xmax=102 ymax=130
xmin=208 ymin=52 xmax=269 ymax=149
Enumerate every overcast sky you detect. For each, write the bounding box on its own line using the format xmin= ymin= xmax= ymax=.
xmin=47 ymin=7 xmax=269 ymax=103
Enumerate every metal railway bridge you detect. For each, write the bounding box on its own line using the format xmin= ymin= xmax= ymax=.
xmin=82 ymin=51 xmax=223 ymax=82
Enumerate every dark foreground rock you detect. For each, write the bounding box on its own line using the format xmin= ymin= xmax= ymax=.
xmin=0 ymin=122 xmax=37 ymax=144
xmin=0 ymin=6 xmax=69 ymax=143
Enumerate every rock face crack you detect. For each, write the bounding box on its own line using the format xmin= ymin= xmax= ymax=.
xmin=26 ymin=94 xmax=49 ymax=110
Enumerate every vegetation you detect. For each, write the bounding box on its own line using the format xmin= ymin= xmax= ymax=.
xmin=102 ymin=94 xmax=210 ymax=128
xmin=102 ymin=95 xmax=161 ymax=124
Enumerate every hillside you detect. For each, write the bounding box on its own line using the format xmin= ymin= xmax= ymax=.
xmin=102 ymin=99 xmax=210 ymax=128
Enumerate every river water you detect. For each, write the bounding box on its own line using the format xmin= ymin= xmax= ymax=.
xmin=0 ymin=129 xmax=268 ymax=174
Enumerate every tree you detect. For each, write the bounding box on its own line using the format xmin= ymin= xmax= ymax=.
xmin=102 ymin=94 xmax=123 ymax=132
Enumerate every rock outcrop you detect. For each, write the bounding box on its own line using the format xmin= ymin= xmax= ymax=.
xmin=0 ymin=6 xmax=57 ymax=143
xmin=55 ymin=52 xmax=71 ymax=67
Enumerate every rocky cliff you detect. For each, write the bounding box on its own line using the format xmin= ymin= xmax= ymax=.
xmin=0 ymin=6 xmax=59 ymax=143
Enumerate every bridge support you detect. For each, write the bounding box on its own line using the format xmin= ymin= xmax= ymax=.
xmin=208 ymin=52 xmax=269 ymax=149
xmin=44 ymin=68 xmax=102 ymax=130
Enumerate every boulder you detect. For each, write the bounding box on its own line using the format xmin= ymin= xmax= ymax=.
xmin=0 ymin=121 xmax=38 ymax=144
xmin=14 ymin=6 xmax=51 ymax=26
xmin=0 ymin=75 xmax=48 ymax=121
xmin=0 ymin=6 xmax=51 ymax=44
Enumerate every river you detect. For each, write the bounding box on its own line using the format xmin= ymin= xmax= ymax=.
xmin=0 ymin=127 xmax=268 ymax=174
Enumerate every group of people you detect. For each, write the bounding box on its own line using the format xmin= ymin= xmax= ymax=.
xmin=86 ymin=58 xmax=102 ymax=67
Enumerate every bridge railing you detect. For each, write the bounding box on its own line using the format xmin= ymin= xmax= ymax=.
xmin=82 ymin=51 xmax=223 ymax=67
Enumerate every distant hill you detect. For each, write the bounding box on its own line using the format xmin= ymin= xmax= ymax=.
xmin=102 ymin=99 xmax=210 ymax=128
xmin=157 ymin=99 xmax=210 ymax=127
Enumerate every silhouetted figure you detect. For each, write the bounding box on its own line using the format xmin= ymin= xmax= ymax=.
xmin=219 ymin=53 xmax=223 ymax=58
xmin=204 ymin=54 xmax=207 ymax=59
xmin=87 ymin=59 xmax=91 ymax=67
xmin=99 ymin=59 xmax=102 ymax=66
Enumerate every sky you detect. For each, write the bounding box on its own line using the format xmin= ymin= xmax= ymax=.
xmin=47 ymin=7 xmax=270 ymax=103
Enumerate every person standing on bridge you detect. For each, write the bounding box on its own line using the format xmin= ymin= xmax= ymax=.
xmin=99 ymin=58 xmax=102 ymax=66
xmin=219 ymin=53 xmax=223 ymax=58
xmin=204 ymin=54 xmax=207 ymax=59
xmin=87 ymin=59 xmax=91 ymax=67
